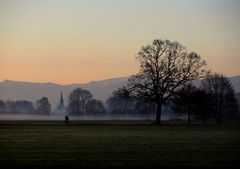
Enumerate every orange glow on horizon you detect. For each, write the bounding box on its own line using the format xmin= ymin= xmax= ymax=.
xmin=0 ymin=0 xmax=239 ymax=84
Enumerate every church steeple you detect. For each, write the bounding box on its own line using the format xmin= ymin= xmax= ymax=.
xmin=59 ymin=92 xmax=64 ymax=110
xmin=60 ymin=92 xmax=63 ymax=103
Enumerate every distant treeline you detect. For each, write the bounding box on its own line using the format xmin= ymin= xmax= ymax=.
xmin=0 ymin=97 xmax=51 ymax=115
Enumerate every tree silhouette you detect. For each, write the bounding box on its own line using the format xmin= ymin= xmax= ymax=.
xmin=170 ymin=84 xmax=213 ymax=124
xmin=86 ymin=99 xmax=106 ymax=115
xmin=15 ymin=100 xmax=35 ymax=114
xmin=36 ymin=97 xmax=51 ymax=115
xmin=127 ymin=39 xmax=207 ymax=124
xmin=68 ymin=88 xmax=93 ymax=115
xmin=106 ymin=87 xmax=135 ymax=115
xmin=201 ymin=73 xmax=238 ymax=124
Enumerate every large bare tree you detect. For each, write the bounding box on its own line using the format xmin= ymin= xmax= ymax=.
xmin=128 ymin=39 xmax=207 ymax=124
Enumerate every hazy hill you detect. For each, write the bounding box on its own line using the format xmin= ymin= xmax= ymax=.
xmin=0 ymin=76 xmax=239 ymax=108
xmin=0 ymin=77 xmax=129 ymax=108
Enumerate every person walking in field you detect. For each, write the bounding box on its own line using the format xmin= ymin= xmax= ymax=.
xmin=65 ymin=115 xmax=69 ymax=122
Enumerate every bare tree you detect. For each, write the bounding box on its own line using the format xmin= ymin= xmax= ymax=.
xmin=15 ymin=100 xmax=35 ymax=114
xmin=106 ymin=87 xmax=135 ymax=115
xmin=86 ymin=99 xmax=106 ymax=115
xmin=36 ymin=97 xmax=51 ymax=115
xmin=68 ymin=88 xmax=93 ymax=115
xmin=201 ymin=73 xmax=238 ymax=124
xmin=127 ymin=39 xmax=207 ymax=124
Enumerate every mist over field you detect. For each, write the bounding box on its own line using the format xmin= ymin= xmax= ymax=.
xmin=0 ymin=114 xmax=155 ymax=121
xmin=0 ymin=106 xmax=183 ymax=121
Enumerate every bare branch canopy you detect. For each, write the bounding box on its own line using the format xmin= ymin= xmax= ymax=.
xmin=127 ymin=39 xmax=207 ymax=123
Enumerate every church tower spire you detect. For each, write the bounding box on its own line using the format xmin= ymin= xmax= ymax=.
xmin=59 ymin=92 xmax=64 ymax=110
xmin=60 ymin=92 xmax=63 ymax=103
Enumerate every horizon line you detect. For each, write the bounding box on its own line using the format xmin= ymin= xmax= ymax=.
xmin=1 ymin=74 xmax=240 ymax=86
xmin=0 ymin=75 xmax=131 ymax=86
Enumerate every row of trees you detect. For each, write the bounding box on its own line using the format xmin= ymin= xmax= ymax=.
xmin=105 ymin=87 xmax=156 ymax=117
xmin=170 ymin=73 xmax=238 ymax=124
xmin=105 ymin=74 xmax=238 ymax=124
xmin=0 ymin=97 xmax=51 ymax=115
xmin=108 ymin=39 xmax=239 ymax=124
xmin=66 ymin=74 xmax=238 ymax=125
xmin=67 ymin=88 xmax=106 ymax=115
xmin=0 ymin=88 xmax=106 ymax=116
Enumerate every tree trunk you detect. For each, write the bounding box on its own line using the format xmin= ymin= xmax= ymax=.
xmin=217 ymin=103 xmax=223 ymax=124
xmin=188 ymin=110 xmax=191 ymax=126
xmin=187 ymin=105 xmax=191 ymax=125
xmin=155 ymin=103 xmax=162 ymax=124
xmin=217 ymin=111 xmax=222 ymax=124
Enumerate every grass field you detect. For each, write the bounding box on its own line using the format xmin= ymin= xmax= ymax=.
xmin=0 ymin=121 xmax=240 ymax=167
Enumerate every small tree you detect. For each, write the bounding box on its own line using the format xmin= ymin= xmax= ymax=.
xmin=15 ymin=100 xmax=35 ymax=114
xmin=127 ymin=39 xmax=207 ymax=124
xmin=36 ymin=97 xmax=51 ymax=115
xmin=106 ymin=87 xmax=135 ymax=115
xmin=68 ymin=88 xmax=93 ymax=115
xmin=201 ymin=73 xmax=238 ymax=124
xmin=86 ymin=99 xmax=106 ymax=115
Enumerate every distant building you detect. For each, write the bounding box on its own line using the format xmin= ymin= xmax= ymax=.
xmin=58 ymin=92 xmax=65 ymax=111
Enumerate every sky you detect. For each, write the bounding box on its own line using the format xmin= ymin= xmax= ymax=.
xmin=0 ymin=0 xmax=240 ymax=84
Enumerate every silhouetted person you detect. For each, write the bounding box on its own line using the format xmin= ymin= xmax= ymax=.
xmin=65 ymin=115 xmax=69 ymax=123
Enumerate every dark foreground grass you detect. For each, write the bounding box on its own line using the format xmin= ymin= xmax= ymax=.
xmin=0 ymin=121 xmax=239 ymax=167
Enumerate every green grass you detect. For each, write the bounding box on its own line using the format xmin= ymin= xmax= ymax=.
xmin=0 ymin=122 xmax=240 ymax=167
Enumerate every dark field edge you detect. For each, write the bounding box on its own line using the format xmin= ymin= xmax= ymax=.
xmin=1 ymin=164 xmax=239 ymax=169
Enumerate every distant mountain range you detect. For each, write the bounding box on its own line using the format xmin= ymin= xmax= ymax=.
xmin=0 ymin=76 xmax=239 ymax=108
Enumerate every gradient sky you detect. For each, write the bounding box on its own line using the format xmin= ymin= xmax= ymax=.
xmin=0 ymin=0 xmax=240 ymax=84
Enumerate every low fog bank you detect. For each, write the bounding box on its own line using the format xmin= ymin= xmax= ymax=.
xmin=0 ymin=113 xmax=185 ymax=121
